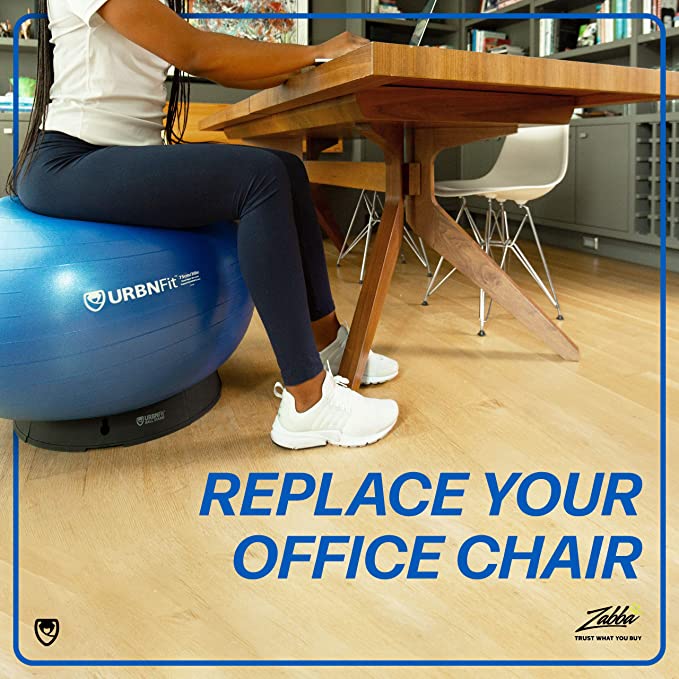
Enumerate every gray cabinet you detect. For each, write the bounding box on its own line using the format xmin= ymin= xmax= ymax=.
xmin=575 ymin=123 xmax=630 ymax=233
xmin=531 ymin=127 xmax=576 ymax=224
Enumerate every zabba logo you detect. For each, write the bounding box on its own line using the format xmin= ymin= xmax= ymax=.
xmin=574 ymin=605 xmax=641 ymax=642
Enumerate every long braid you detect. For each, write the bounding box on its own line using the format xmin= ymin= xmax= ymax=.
xmin=164 ymin=0 xmax=191 ymax=145
xmin=6 ymin=0 xmax=52 ymax=196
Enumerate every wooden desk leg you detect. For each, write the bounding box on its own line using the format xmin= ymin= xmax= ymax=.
xmin=409 ymin=128 xmax=579 ymax=362
xmin=339 ymin=126 xmax=404 ymax=389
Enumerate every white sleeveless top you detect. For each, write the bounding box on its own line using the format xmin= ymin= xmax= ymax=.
xmin=45 ymin=0 xmax=171 ymax=146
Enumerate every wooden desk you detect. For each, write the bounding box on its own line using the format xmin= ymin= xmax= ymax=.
xmin=201 ymin=42 xmax=679 ymax=389
xmin=183 ymin=102 xmax=343 ymax=154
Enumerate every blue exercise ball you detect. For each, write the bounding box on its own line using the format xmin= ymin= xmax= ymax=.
xmin=0 ymin=197 xmax=253 ymax=422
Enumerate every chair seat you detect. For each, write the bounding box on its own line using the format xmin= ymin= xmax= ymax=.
xmin=435 ymin=179 xmax=557 ymax=204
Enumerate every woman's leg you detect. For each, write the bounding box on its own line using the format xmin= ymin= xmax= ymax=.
xmin=259 ymin=149 xmax=341 ymax=351
xmin=18 ymin=133 xmax=399 ymax=448
xmin=18 ymin=138 xmax=325 ymax=391
xmin=259 ymin=149 xmax=399 ymax=387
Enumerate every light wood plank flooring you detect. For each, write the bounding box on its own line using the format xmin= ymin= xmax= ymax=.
xmin=0 ymin=242 xmax=677 ymax=678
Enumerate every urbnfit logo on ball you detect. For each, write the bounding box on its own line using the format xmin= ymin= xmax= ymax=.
xmin=83 ymin=290 xmax=106 ymax=313
xmin=82 ymin=271 xmax=202 ymax=313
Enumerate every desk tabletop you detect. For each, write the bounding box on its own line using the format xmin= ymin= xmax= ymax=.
xmin=201 ymin=42 xmax=679 ymax=133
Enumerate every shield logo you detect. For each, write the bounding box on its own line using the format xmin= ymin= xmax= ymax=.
xmin=83 ymin=290 xmax=106 ymax=313
xmin=136 ymin=416 xmax=145 ymax=427
xmin=34 ymin=619 xmax=59 ymax=647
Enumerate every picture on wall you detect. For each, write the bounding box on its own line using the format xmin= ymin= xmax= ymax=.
xmin=188 ymin=1 xmax=309 ymax=44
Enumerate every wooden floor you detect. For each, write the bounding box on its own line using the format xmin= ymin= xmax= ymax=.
xmin=0 ymin=241 xmax=677 ymax=678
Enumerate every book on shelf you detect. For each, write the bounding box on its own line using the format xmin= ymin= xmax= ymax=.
xmin=489 ymin=44 xmax=525 ymax=55
xmin=370 ymin=0 xmax=400 ymax=14
xmin=468 ymin=29 xmax=511 ymax=52
xmin=479 ymin=0 xmax=523 ymax=11
xmin=614 ymin=0 xmax=633 ymax=41
xmin=595 ymin=1 xmax=632 ymax=45
xmin=539 ymin=18 xmax=554 ymax=57
xmin=642 ymin=0 xmax=678 ymax=33
xmin=538 ymin=19 xmax=582 ymax=57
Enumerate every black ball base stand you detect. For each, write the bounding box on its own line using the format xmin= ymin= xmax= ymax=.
xmin=14 ymin=372 xmax=222 ymax=453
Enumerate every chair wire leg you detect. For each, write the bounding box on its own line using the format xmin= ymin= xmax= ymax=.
xmin=337 ymin=189 xmax=366 ymax=266
xmin=338 ymin=191 xmax=378 ymax=264
xmin=524 ymin=204 xmax=563 ymax=320
xmin=359 ymin=192 xmax=379 ymax=285
xmin=485 ymin=203 xmax=563 ymax=320
xmin=509 ymin=243 xmax=558 ymax=308
xmin=483 ymin=201 xmax=512 ymax=325
xmin=403 ymin=226 xmax=426 ymax=265
xmin=478 ymin=198 xmax=493 ymax=337
xmin=465 ymin=205 xmax=483 ymax=245
xmin=482 ymin=201 xmax=504 ymax=327
xmin=504 ymin=205 xmax=560 ymax=313
xmin=339 ymin=191 xmax=384 ymax=285
xmin=402 ymin=225 xmax=432 ymax=274
xmin=422 ymin=200 xmax=467 ymax=305
xmin=420 ymin=237 xmax=432 ymax=276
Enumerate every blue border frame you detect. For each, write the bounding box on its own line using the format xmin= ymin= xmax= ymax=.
xmin=10 ymin=10 xmax=668 ymax=668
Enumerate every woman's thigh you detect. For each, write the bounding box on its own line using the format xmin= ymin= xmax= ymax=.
xmin=19 ymin=140 xmax=288 ymax=229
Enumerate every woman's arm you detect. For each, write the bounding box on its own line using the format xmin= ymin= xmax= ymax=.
xmin=98 ymin=0 xmax=368 ymax=88
xmin=230 ymin=74 xmax=296 ymax=90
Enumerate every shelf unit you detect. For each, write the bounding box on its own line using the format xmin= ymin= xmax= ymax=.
xmin=0 ymin=38 xmax=38 ymax=51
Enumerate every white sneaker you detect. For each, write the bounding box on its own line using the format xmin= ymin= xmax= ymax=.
xmin=319 ymin=325 xmax=398 ymax=386
xmin=270 ymin=368 xmax=399 ymax=450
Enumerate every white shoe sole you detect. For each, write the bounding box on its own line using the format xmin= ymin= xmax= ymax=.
xmin=361 ymin=369 xmax=399 ymax=386
xmin=270 ymin=417 xmax=397 ymax=450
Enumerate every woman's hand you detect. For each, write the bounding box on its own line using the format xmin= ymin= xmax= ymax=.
xmin=315 ymin=32 xmax=370 ymax=61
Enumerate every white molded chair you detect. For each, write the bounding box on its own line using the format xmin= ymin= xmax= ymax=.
xmin=422 ymin=125 xmax=570 ymax=336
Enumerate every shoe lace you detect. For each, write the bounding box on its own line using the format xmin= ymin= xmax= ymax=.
xmin=333 ymin=374 xmax=350 ymax=389
xmin=273 ymin=370 xmax=353 ymax=414
xmin=328 ymin=374 xmax=355 ymax=415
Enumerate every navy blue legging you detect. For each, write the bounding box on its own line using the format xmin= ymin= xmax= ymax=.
xmin=17 ymin=130 xmax=334 ymax=386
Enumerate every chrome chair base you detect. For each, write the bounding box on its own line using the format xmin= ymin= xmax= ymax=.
xmin=422 ymin=198 xmax=563 ymax=335
xmin=337 ymin=189 xmax=431 ymax=284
